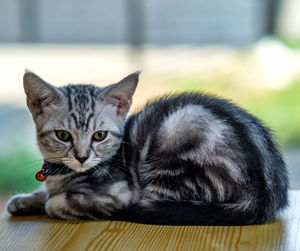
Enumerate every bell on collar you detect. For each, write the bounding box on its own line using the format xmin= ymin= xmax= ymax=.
xmin=35 ymin=161 xmax=51 ymax=182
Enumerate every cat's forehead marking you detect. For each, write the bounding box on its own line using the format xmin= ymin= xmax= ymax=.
xmin=61 ymin=85 xmax=103 ymax=132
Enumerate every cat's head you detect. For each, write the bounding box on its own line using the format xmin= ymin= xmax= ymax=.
xmin=23 ymin=71 xmax=139 ymax=172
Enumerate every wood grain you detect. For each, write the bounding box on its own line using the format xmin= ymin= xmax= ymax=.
xmin=0 ymin=191 xmax=299 ymax=251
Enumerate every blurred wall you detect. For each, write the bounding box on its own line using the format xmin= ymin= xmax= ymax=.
xmin=0 ymin=0 xmax=271 ymax=45
xmin=0 ymin=0 xmax=19 ymax=42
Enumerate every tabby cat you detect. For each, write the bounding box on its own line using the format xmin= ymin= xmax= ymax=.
xmin=6 ymin=71 xmax=288 ymax=225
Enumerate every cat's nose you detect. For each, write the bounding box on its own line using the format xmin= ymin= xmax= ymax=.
xmin=75 ymin=156 xmax=88 ymax=164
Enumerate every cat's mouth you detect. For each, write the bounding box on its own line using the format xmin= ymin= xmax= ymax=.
xmin=62 ymin=158 xmax=111 ymax=173
xmin=60 ymin=157 xmax=96 ymax=172
xmin=64 ymin=162 xmax=92 ymax=173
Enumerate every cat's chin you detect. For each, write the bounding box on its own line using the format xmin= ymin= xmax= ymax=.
xmin=63 ymin=162 xmax=94 ymax=173
xmin=70 ymin=166 xmax=91 ymax=173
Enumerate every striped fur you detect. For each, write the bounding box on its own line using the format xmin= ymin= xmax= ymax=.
xmin=6 ymin=72 xmax=288 ymax=225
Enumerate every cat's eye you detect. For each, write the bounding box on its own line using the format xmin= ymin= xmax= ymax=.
xmin=93 ymin=131 xmax=108 ymax=142
xmin=55 ymin=130 xmax=72 ymax=142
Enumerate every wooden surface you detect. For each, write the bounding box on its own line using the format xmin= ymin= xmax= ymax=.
xmin=0 ymin=191 xmax=299 ymax=251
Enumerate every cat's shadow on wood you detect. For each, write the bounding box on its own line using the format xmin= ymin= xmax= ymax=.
xmin=4 ymin=212 xmax=286 ymax=228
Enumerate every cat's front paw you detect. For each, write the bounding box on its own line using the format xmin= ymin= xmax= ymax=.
xmin=45 ymin=193 xmax=94 ymax=220
xmin=45 ymin=193 xmax=79 ymax=220
xmin=6 ymin=192 xmax=46 ymax=216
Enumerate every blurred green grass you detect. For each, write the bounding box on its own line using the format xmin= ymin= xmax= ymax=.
xmin=279 ymin=36 xmax=300 ymax=50
xmin=246 ymin=80 xmax=300 ymax=148
xmin=0 ymin=151 xmax=42 ymax=194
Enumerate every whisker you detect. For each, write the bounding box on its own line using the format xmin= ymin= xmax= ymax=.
xmin=102 ymin=168 xmax=115 ymax=184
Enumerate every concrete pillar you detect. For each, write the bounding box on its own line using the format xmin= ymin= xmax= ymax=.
xmin=19 ymin=0 xmax=40 ymax=42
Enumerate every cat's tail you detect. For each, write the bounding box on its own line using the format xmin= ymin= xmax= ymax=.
xmin=111 ymin=201 xmax=273 ymax=226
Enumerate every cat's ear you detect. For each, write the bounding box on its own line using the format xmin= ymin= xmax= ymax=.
xmin=23 ymin=71 xmax=62 ymax=116
xmin=103 ymin=72 xmax=140 ymax=116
